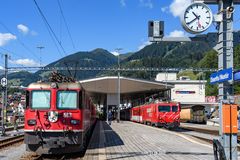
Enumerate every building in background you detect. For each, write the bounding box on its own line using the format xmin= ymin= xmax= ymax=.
xmin=155 ymin=73 xmax=206 ymax=104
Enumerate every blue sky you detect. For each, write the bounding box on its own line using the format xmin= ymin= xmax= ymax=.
xmin=0 ymin=0 xmax=239 ymax=68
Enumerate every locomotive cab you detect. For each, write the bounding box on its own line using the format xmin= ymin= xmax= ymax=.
xmin=24 ymin=82 xmax=95 ymax=154
xmin=158 ymin=103 xmax=180 ymax=128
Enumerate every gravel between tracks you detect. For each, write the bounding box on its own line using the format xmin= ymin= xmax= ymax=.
xmin=0 ymin=144 xmax=26 ymax=160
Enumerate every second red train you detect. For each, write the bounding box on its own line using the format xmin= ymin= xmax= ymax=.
xmin=130 ymin=101 xmax=181 ymax=128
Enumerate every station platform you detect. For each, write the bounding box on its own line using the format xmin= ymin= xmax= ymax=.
xmin=84 ymin=121 xmax=214 ymax=160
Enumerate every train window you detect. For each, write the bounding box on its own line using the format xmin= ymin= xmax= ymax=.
xmin=26 ymin=90 xmax=29 ymax=108
xmin=79 ymin=91 xmax=82 ymax=108
xmin=172 ymin=106 xmax=178 ymax=112
xmin=57 ymin=91 xmax=77 ymax=109
xmin=31 ymin=90 xmax=51 ymax=109
xmin=158 ymin=106 xmax=170 ymax=112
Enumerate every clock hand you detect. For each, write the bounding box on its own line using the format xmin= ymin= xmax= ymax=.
xmin=192 ymin=12 xmax=201 ymax=20
xmin=192 ymin=12 xmax=198 ymax=18
xmin=187 ymin=13 xmax=201 ymax=25
xmin=187 ymin=17 xmax=198 ymax=25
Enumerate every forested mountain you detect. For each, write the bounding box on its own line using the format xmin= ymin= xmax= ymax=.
xmin=5 ymin=48 xmax=118 ymax=86
xmin=5 ymin=31 xmax=240 ymax=95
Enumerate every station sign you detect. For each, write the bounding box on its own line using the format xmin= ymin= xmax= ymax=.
xmin=233 ymin=70 xmax=240 ymax=81
xmin=175 ymin=91 xmax=195 ymax=94
xmin=210 ymin=68 xmax=232 ymax=84
xmin=1 ymin=77 xmax=7 ymax=87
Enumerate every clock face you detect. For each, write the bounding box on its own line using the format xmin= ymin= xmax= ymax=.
xmin=181 ymin=3 xmax=213 ymax=34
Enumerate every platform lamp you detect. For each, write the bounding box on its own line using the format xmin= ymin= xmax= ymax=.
xmin=37 ymin=46 xmax=44 ymax=67
xmin=115 ymin=48 xmax=122 ymax=123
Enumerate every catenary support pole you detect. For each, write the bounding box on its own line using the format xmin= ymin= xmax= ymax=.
xmin=216 ymin=0 xmax=237 ymax=159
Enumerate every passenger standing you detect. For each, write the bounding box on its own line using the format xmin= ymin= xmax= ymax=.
xmin=108 ymin=111 xmax=112 ymax=125
xmin=12 ymin=102 xmax=19 ymax=131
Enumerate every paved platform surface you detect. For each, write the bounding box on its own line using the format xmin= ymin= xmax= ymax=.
xmin=84 ymin=121 xmax=215 ymax=160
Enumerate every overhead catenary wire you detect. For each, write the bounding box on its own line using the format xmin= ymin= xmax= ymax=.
xmin=41 ymin=18 xmax=63 ymax=58
xmin=0 ymin=47 xmax=26 ymax=59
xmin=0 ymin=22 xmax=39 ymax=60
xmin=57 ymin=0 xmax=76 ymax=50
xmin=0 ymin=48 xmax=40 ymax=69
xmin=33 ymin=0 xmax=67 ymax=57
xmin=7 ymin=66 xmax=218 ymax=72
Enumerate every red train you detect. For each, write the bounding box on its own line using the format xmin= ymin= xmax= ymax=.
xmin=24 ymin=82 xmax=96 ymax=154
xmin=130 ymin=101 xmax=181 ymax=128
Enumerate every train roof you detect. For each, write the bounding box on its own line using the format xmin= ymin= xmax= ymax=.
xmin=132 ymin=101 xmax=179 ymax=108
xmin=80 ymin=76 xmax=173 ymax=94
xmin=27 ymin=82 xmax=82 ymax=89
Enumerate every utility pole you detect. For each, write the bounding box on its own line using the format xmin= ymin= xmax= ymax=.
xmin=1 ymin=54 xmax=8 ymax=136
xmin=115 ymin=48 xmax=122 ymax=123
xmin=37 ymin=46 xmax=44 ymax=67
xmin=192 ymin=0 xmax=239 ymax=159
xmin=216 ymin=1 xmax=237 ymax=159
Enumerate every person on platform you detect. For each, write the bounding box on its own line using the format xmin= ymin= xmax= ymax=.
xmin=108 ymin=111 xmax=112 ymax=125
xmin=11 ymin=101 xmax=19 ymax=131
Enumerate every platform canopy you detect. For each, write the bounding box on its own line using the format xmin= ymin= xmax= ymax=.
xmin=80 ymin=76 xmax=173 ymax=94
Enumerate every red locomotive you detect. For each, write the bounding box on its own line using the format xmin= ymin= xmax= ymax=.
xmin=130 ymin=101 xmax=181 ymax=128
xmin=24 ymin=82 xmax=96 ymax=154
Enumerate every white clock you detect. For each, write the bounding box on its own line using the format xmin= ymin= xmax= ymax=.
xmin=181 ymin=2 xmax=213 ymax=34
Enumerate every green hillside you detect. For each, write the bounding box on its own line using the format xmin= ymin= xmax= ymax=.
xmin=5 ymin=37 xmax=240 ymax=96
xmin=36 ymin=48 xmax=118 ymax=81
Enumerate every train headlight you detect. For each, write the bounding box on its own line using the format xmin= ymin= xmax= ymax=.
xmin=70 ymin=119 xmax=80 ymax=125
xmin=50 ymin=82 xmax=58 ymax=89
xmin=28 ymin=119 xmax=37 ymax=126
xmin=48 ymin=111 xmax=58 ymax=123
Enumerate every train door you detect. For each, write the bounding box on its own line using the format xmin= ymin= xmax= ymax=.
xmin=151 ymin=104 xmax=157 ymax=124
xmin=139 ymin=107 xmax=142 ymax=123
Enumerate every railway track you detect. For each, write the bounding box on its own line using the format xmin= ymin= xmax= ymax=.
xmin=179 ymin=124 xmax=240 ymax=150
xmin=5 ymin=125 xmax=24 ymax=132
xmin=20 ymin=153 xmax=67 ymax=160
xmin=0 ymin=134 xmax=24 ymax=149
xmin=20 ymin=152 xmax=84 ymax=160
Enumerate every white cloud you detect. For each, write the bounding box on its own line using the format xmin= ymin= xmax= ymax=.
xmin=0 ymin=66 xmax=4 ymax=70
xmin=120 ymin=0 xmax=126 ymax=7
xmin=17 ymin=24 xmax=29 ymax=34
xmin=170 ymin=0 xmax=191 ymax=17
xmin=0 ymin=33 xmax=17 ymax=46
xmin=111 ymin=51 xmax=120 ymax=56
xmin=10 ymin=59 xmax=39 ymax=67
xmin=168 ymin=30 xmax=186 ymax=37
xmin=138 ymin=41 xmax=152 ymax=51
xmin=139 ymin=0 xmax=153 ymax=9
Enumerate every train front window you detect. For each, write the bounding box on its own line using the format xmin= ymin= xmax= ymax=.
xmin=158 ymin=106 xmax=170 ymax=112
xmin=57 ymin=91 xmax=77 ymax=109
xmin=172 ymin=106 xmax=178 ymax=112
xmin=31 ymin=90 xmax=50 ymax=109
